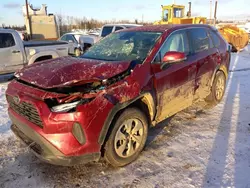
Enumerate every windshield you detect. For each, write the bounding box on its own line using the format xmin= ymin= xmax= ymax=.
xmin=82 ymin=31 xmax=162 ymax=63
xmin=173 ymin=8 xmax=183 ymax=18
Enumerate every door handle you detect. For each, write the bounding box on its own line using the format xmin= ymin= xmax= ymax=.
xmin=12 ymin=50 xmax=20 ymax=53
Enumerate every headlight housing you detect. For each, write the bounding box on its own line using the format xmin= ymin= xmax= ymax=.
xmin=29 ymin=49 xmax=36 ymax=56
xmin=46 ymin=97 xmax=94 ymax=113
xmin=51 ymin=101 xmax=80 ymax=113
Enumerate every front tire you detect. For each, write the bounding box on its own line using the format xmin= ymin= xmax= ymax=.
xmin=205 ymin=71 xmax=226 ymax=107
xmin=104 ymin=108 xmax=148 ymax=167
xmin=74 ymin=48 xmax=81 ymax=57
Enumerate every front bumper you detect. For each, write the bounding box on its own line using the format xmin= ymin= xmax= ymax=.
xmin=10 ymin=112 xmax=100 ymax=166
xmin=6 ymin=80 xmax=115 ymax=157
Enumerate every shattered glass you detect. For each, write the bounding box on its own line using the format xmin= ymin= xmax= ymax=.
xmin=82 ymin=31 xmax=162 ymax=63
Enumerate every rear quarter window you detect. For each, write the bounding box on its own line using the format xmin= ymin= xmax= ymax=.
xmin=209 ymin=30 xmax=221 ymax=47
xmin=115 ymin=26 xmax=124 ymax=31
xmin=0 ymin=33 xmax=15 ymax=48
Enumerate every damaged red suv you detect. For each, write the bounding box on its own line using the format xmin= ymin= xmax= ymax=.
xmin=6 ymin=24 xmax=230 ymax=167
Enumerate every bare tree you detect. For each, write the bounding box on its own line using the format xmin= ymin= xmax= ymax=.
xmin=55 ymin=14 xmax=153 ymax=34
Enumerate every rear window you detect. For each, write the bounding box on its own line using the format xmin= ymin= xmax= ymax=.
xmin=66 ymin=35 xmax=74 ymax=42
xmin=101 ymin=26 xmax=113 ymax=37
xmin=60 ymin=35 xmax=67 ymax=41
xmin=0 ymin=33 xmax=15 ymax=48
xmin=189 ymin=28 xmax=209 ymax=53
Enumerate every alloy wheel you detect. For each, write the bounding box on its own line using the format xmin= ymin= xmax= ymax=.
xmin=114 ymin=118 xmax=144 ymax=158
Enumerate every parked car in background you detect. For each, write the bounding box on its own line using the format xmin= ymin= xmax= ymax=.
xmin=6 ymin=24 xmax=230 ymax=167
xmin=59 ymin=24 xmax=142 ymax=56
xmin=59 ymin=33 xmax=98 ymax=56
xmin=99 ymin=24 xmax=142 ymax=38
xmin=0 ymin=29 xmax=69 ymax=75
xmin=245 ymin=22 xmax=250 ymax=40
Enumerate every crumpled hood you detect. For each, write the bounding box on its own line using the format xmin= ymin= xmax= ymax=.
xmin=15 ymin=56 xmax=131 ymax=89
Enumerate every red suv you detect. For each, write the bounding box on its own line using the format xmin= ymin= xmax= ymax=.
xmin=6 ymin=24 xmax=230 ymax=167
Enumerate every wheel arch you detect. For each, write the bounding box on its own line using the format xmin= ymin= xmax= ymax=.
xmin=98 ymin=92 xmax=156 ymax=146
xmin=28 ymin=51 xmax=59 ymax=65
xmin=210 ymin=64 xmax=228 ymax=88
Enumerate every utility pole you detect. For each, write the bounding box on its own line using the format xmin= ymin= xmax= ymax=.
xmin=214 ymin=0 xmax=218 ymax=26
xmin=25 ymin=0 xmax=32 ymax=39
xmin=188 ymin=2 xmax=192 ymax=17
xmin=210 ymin=0 xmax=213 ymax=25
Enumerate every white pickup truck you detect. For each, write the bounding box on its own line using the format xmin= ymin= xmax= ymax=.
xmin=78 ymin=24 xmax=142 ymax=52
xmin=0 ymin=29 xmax=69 ymax=75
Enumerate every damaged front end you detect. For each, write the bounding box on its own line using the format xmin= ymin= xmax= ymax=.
xmin=6 ymin=59 xmax=142 ymax=159
xmin=39 ymin=60 xmax=140 ymax=113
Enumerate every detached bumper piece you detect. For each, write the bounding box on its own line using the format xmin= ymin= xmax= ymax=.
xmin=10 ymin=113 xmax=100 ymax=166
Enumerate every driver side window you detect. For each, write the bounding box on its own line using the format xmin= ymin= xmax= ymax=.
xmin=160 ymin=30 xmax=190 ymax=61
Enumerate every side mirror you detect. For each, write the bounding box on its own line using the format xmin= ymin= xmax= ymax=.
xmin=68 ymin=40 xmax=73 ymax=43
xmin=163 ymin=51 xmax=186 ymax=63
xmin=161 ymin=51 xmax=187 ymax=69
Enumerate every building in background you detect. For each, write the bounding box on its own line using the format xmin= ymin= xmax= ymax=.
xmin=23 ymin=4 xmax=59 ymax=40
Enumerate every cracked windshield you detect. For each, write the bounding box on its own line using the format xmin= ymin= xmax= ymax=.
xmin=82 ymin=31 xmax=161 ymax=62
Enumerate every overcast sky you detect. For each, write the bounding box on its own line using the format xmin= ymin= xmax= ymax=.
xmin=0 ymin=0 xmax=249 ymax=26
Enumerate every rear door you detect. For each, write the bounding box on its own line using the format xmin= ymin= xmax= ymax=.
xmin=152 ymin=29 xmax=197 ymax=122
xmin=0 ymin=32 xmax=24 ymax=74
xmin=188 ymin=28 xmax=218 ymax=100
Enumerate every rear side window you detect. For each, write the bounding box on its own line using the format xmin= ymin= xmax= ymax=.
xmin=0 ymin=33 xmax=15 ymax=48
xmin=115 ymin=26 xmax=124 ymax=31
xmin=60 ymin=35 xmax=67 ymax=41
xmin=101 ymin=26 xmax=113 ymax=37
xmin=66 ymin=35 xmax=75 ymax=42
xmin=189 ymin=28 xmax=209 ymax=53
xmin=209 ymin=30 xmax=221 ymax=47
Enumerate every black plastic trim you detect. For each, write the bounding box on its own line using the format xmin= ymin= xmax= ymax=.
xmin=98 ymin=94 xmax=146 ymax=145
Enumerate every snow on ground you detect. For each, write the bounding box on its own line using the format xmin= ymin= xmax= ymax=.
xmin=0 ymin=48 xmax=250 ymax=188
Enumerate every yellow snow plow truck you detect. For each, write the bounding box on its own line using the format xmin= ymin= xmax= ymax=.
xmin=154 ymin=2 xmax=249 ymax=52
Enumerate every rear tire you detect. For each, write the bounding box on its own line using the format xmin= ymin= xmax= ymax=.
xmin=104 ymin=108 xmax=148 ymax=167
xmin=205 ymin=71 xmax=226 ymax=107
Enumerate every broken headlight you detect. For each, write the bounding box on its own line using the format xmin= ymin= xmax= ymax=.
xmin=51 ymin=101 xmax=81 ymax=113
xmin=46 ymin=97 xmax=94 ymax=113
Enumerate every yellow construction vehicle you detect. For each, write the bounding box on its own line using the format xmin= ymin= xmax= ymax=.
xmin=217 ymin=25 xmax=249 ymax=52
xmin=154 ymin=1 xmax=249 ymax=52
xmin=213 ymin=2 xmax=249 ymax=51
xmin=153 ymin=3 xmax=207 ymax=25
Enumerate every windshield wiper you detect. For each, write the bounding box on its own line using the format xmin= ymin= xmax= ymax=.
xmin=81 ymin=56 xmax=119 ymax=62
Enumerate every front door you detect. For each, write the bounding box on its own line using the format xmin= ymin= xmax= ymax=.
xmin=0 ymin=32 xmax=23 ymax=74
xmin=152 ymin=30 xmax=197 ymax=122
